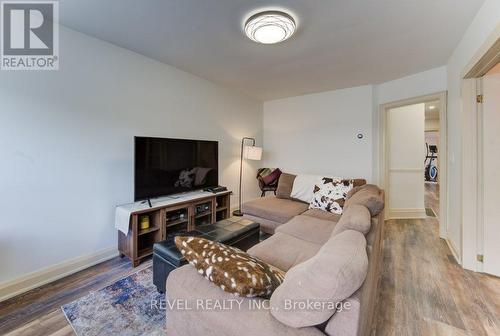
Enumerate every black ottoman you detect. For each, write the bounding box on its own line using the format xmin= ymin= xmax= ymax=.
xmin=153 ymin=217 xmax=260 ymax=293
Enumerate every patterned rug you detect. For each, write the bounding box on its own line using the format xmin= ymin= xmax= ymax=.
xmin=62 ymin=268 xmax=165 ymax=336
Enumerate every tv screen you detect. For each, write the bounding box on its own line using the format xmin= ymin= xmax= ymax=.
xmin=134 ymin=137 xmax=218 ymax=201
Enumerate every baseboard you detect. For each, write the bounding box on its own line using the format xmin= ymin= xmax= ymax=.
xmin=0 ymin=247 xmax=118 ymax=302
xmin=387 ymin=208 xmax=426 ymax=219
xmin=445 ymin=237 xmax=462 ymax=266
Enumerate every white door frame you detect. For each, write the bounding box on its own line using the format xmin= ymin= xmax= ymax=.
xmin=461 ymin=32 xmax=500 ymax=271
xmin=378 ymin=91 xmax=448 ymax=239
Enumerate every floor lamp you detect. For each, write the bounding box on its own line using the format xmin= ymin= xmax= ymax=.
xmin=233 ymin=137 xmax=262 ymax=216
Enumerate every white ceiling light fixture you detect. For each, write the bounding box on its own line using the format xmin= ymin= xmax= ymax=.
xmin=429 ymin=105 xmax=436 ymax=110
xmin=245 ymin=10 xmax=296 ymax=44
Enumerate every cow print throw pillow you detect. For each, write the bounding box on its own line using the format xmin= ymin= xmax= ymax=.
xmin=309 ymin=178 xmax=354 ymax=214
xmin=175 ymin=236 xmax=285 ymax=297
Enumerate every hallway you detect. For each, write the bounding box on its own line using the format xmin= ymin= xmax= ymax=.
xmin=424 ymin=182 xmax=439 ymax=217
xmin=375 ymin=185 xmax=500 ymax=335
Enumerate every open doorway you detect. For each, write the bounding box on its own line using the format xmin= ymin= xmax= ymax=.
xmin=379 ymin=91 xmax=447 ymax=238
xmin=424 ymin=101 xmax=439 ymax=219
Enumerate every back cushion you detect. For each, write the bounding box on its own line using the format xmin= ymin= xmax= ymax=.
xmin=344 ymin=184 xmax=384 ymax=216
xmin=331 ymin=204 xmax=371 ymax=237
xmin=276 ymin=173 xmax=297 ymax=199
xmin=270 ymin=230 xmax=368 ymax=328
xmin=325 ymin=290 xmax=361 ymax=336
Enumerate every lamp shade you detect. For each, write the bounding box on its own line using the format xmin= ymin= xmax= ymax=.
xmin=244 ymin=145 xmax=262 ymax=160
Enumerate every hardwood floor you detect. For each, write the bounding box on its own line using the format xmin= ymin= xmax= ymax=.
xmin=2 ymin=187 xmax=499 ymax=335
xmin=374 ymin=184 xmax=500 ymax=335
xmin=0 ymin=257 xmax=152 ymax=336
xmin=424 ymin=182 xmax=439 ymax=215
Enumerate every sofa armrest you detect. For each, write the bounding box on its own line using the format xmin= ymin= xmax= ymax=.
xmin=166 ymin=265 xmax=324 ymax=336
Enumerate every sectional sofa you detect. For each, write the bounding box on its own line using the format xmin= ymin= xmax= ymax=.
xmin=165 ymin=175 xmax=385 ymax=336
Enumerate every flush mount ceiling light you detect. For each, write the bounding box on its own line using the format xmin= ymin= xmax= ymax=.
xmin=245 ymin=11 xmax=296 ymax=44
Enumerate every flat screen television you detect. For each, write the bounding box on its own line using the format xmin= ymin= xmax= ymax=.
xmin=134 ymin=137 xmax=218 ymax=201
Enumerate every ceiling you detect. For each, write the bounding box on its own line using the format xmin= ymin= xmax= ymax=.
xmin=59 ymin=0 xmax=485 ymax=100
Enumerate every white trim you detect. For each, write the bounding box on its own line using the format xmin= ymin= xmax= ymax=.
xmin=462 ymin=24 xmax=500 ymax=78
xmin=0 ymin=247 xmax=118 ymax=302
xmin=446 ymin=238 xmax=461 ymax=266
xmin=460 ymin=29 xmax=500 ymax=272
xmin=378 ymin=91 xmax=448 ymax=238
xmin=387 ymin=208 xmax=427 ymax=219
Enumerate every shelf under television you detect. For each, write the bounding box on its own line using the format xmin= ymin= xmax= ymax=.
xmin=166 ymin=218 xmax=189 ymax=227
xmin=195 ymin=211 xmax=212 ymax=218
xmin=138 ymin=226 xmax=160 ymax=236
xmin=137 ymin=247 xmax=153 ymax=259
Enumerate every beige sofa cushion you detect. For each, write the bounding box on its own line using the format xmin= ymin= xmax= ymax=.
xmin=325 ymin=290 xmax=361 ymax=336
xmin=276 ymin=215 xmax=337 ymax=245
xmin=247 ymin=232 xmax=322 ymax=272
xmin=302 ymin=208 xmax=341 ymax=222
xmin=243 ymin=214 xmax=282 ymax=234
xmin=276 ymin=173 xmax=297 ymax=199
xmin=331 ymin=204 xmax=371 ymax=237
xmin=166 ymin=265 xmax=324 ymax=336
xmin=270 ymin=230 xmax=368 ymax=328
xmin=241 ymin=196 xmax=309 ymax=224
xmin=344 ymin=184 xmax=384 ymax=216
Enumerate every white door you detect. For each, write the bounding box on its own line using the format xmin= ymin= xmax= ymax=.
xmin=482 ymin=63 xmax=500 ymax=276
xmin=387 ymin=103 xmax=426 ymax=218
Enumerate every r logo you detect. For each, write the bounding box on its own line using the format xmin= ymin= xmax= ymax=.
xmin=1 ymin=1 xmax=58 ymax=69
xmin=2 ymin=2 xmax=53 ymax=55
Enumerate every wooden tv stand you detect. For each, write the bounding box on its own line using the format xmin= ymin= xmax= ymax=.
xmin=118 ymin=190 xmax=232 ymax=267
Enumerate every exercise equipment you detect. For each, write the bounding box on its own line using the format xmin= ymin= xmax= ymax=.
xmin=424 ymin=143 xmax=438 ymax=182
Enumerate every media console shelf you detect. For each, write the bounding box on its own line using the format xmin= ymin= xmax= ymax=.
xmin=118 ymin=190 xmax=232 ymax=267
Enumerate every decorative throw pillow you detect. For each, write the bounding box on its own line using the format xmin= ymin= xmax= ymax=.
xmin=261 ymin=168 xmax=282 ymax=185
xmin=309 ymin=178 xmax=354 ymax=214
xmin=276 ymin=173 xmax=297 ymax=199
xmin=175 ymin=236 xmax=285 ymax=297
xmin=291 ymin=174 xmax=323 ymax=203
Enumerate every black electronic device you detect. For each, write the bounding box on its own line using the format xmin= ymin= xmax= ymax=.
xmin=134 ymin=137 xmax=219 ymax=201
xmin=204 ymin=186 xmax=228 ymax=193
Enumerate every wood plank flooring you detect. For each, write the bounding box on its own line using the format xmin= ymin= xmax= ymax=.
xmin=374 ymin=184 xmax=500 ymax=335
xmin=2 ymin=185 xmax=499 ymax=335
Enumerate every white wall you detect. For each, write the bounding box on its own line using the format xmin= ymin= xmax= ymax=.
xmin=376 ymin=66 xmax=447 ymax=105
xmin=425 ymin=119 xmax=440 ymax=132
xmin=263 ymin=86 xmax=373 ymax=180
xmin=387 ymin=104 xmax=425 ymax=217
xmin=371 ymin=67 xmax=448 ymax=184
xmin=0 ymin=27 xmax=263 ymax=286
xmin=446 ymin=0 xmax=500 ymax=268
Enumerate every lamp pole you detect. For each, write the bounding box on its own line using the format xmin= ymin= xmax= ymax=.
xmin=233 ymin=137 xmax=255 ymax=216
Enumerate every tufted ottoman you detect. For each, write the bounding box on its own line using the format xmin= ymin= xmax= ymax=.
xmin=153 ymin=217 xmax=260 ymax=293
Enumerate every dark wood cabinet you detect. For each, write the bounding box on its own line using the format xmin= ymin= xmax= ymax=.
xmin=118 ymin=191 xmax=231 ymax=267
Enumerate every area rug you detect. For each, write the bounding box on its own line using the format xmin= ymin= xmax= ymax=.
xmin=62 ymin=268 xmax=165 ymax=336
